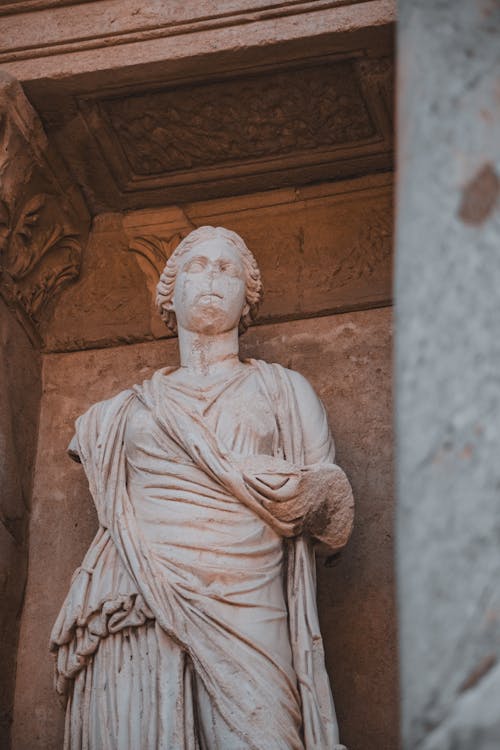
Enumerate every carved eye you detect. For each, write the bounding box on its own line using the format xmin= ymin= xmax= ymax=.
xmin=220 ymin=261 xmax=240 ymax=277
xmin=185 ymin=258 xmax=206 ymax=273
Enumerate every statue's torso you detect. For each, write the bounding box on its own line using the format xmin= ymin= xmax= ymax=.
xmin=124 ymin=364 xmax=293 ymax=669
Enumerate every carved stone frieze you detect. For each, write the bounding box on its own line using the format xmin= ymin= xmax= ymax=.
xmin=99 ymin=61 xmax=375 ymax=176
xmin=75 ymin=56 xmax=390 ymax=208
xmin=27 ymin=54 xmax=393 ymax=212
xmin=331 ymin=206 xmax=392 ymax=286
xmin=0 ymin=73 xmax=89 ymax=340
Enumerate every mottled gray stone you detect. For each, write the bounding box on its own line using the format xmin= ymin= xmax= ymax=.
xmin=396 ymin=2 xmax=500 ymax=749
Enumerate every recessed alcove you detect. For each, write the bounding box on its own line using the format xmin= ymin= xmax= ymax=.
xmin=0 ymin=4 xmax=397 ymax=748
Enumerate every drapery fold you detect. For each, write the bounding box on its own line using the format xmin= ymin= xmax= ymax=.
xmin=51 ymin=361 xmax=341 ymax=749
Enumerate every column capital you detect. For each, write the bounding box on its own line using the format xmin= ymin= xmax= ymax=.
xmin=0 ymin=73 xmax=89 ymax=344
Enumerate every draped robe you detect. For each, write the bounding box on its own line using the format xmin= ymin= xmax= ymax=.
xmin=51 ymin=360 xmax=348 ymax=749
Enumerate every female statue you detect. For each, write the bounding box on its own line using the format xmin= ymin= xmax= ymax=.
xmin=51 ymin=226 xmax=354 ymax=750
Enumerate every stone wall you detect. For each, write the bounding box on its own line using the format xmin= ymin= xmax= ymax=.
xmin=0 ymin=300 xmax=41 ymax=748
xmin=12 ymin=308 xmax=397 ymax=750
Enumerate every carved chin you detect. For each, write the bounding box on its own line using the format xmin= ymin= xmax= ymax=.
xmin=186 ymin=304 xmax=238 ymax=334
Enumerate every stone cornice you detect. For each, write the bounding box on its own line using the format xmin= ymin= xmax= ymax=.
xmin=0 ymin=0 xmax=386 ymax=53
xmin=0 ymin=0 xmax=395 ymax=88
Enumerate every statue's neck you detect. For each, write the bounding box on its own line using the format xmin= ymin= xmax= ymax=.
xmin=177 ymin=325 xmax=241 ymax=378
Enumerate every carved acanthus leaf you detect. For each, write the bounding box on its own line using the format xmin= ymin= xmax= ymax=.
xmin=128 ymin=231 xmax=189 ymax=312
xmin=0 ymin=73 xmax=90 ymax=337
xmin=129 ymin=233 xmax=183 ymax=276
xmin=127 ymin=230 xmax=191 ymax=338
xmin=331 ymin=209 xmax=392 ymax=286
xmin=0 ymin=191 xmax=83 ymax=324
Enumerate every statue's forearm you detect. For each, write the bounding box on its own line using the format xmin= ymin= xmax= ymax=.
xmin=242 ymin=457 xmax=354 ymax=548
xmin=301 ymin=463 xmax=354 ymax=551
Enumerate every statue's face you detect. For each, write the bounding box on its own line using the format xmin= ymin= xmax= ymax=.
xmin=172 ymin=238 xmax=248 ymax=335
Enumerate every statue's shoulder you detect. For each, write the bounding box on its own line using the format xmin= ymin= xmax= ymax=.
xmin=251 ymin=359 xmax=322 ymax=407
xmin=69 ymin=388 xmax=135 ymax=462
xmin=79 ymin=367 xmax=169 ymax=424
xmin=77 ymin=387 xmax=136 ymax=427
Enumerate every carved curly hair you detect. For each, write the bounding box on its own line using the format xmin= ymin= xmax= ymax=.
xmin=155 ymin=226 xmax=263 ymax=335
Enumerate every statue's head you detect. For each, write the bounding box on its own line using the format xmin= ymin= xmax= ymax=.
xmin=156 ymin=226 xmax=263 ymax=336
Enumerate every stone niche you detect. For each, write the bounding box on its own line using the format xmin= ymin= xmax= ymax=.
xmin=1 ymin=2 xmax=397 ymax=748
xmin=12 ymin=180 xmax=397 ymax=750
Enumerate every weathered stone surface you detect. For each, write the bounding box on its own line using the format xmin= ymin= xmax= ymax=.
xmin=44 ymin=212 xmax=152 ymax=352
xmin=0 ymin=73 xmax=90 ymax=342
xmin=45 ymin=174 xmax=393 ymax=352
xmin=0 ymin=0 xmax=394 ymax=212
xmin=396 ymin=2 xmax=500 ymax=748
xmin=1 ymin=0 xmax=394 ymax=95
xmin=12 ymin=307 xmax=397 ymax=750
xmin=43 ymin=54 xmax=393 ymax=210
xmin=0 ymin=298 xmax=41 ymax=749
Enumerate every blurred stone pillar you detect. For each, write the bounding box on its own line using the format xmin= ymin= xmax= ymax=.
xmin=396 ymin=2 xmax=500 ymax=749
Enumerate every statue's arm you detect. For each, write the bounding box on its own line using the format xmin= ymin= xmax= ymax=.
xmin=65 ymin=389 xmax=134 ymax=467
xmin=67 ymin=433 xmax=81 ymax=463
xmin=288 ymin=370 xmax=336 ymax=465
xmin=287 ymin=370 xmax=354 ymax=550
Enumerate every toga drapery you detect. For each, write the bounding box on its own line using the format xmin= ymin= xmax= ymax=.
xmin=51 ymin=360 xmax=344 ymax=749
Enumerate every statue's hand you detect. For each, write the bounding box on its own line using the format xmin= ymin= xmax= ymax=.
xmin=240 ymin=455 xmax=301 ymax=501
xmin=242 ymin=456 xmax=354 ymax=549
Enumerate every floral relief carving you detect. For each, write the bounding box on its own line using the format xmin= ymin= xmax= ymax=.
xmin=101 ymin=61 xmax=375 ymax=176
xmin=128 ymin=231 xmax=192 ymax=338
xmin=331 ymin=207 xmax=392 ymax=287
xmin=0 ymin=192 xmax=82 ymax=324
xmin=0 ymin=73 xmax=89 ymax=336
xmin=128 ymin=233 xmax=185 ymax=277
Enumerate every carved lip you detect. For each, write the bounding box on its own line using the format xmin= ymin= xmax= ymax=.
xmin=197 ymin=292 xmax=224 ymax=302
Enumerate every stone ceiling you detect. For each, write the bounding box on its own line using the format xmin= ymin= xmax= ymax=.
xmin=37 ymin=52 xmax=393 ymax=212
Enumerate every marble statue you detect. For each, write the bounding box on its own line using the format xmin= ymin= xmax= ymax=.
xmin=50 ymin=226 xmax=354 ymax=750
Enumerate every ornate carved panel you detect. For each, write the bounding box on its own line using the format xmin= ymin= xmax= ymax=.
xmin=98 ymin=61 xmax=374 ymax=175
xmin=49 ymin=54 xmax=393 ymax=211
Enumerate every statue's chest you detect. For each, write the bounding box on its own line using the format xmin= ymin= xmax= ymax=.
xmin=206 ymin=384 xmax=276 ymax=450
xmin=127 ymin=375 xmax=280 ymax=465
